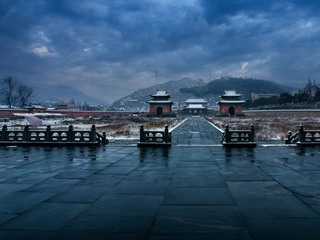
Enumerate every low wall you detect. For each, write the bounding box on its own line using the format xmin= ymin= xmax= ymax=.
xmin=0 ymin=109 xmax=143 ymax=118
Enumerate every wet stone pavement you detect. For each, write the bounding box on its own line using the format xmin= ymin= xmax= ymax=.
xmin=0 ymin=117 xmax=320 ymax=239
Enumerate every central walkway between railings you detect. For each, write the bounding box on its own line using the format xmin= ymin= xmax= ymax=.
xmin=171 ymin=116 xmax=222 ymax=146
xmin=0 ymin=116 xmax=320 ymax=239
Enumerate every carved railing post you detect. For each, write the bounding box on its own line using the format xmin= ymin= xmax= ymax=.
xmin=250 ymin=124 xmax=255 ymax=142
xmin=46 ymin=125 xmax=51 ymax=141
xmin=225 ymin=124 xmax=230 ymax=143
xmin=102 ymin=132 xmax=107 ymax=144
xmin=140 ymin=125 xmax=145 ymax=142
xmin=2 ymin=125 xmax=7 ymax=141
xmin=299 ymin=124 xmax=305 ymax=142
xmin=286 ymin=131 xmax=292 ymax=144
xmin=311 ymin=132 xmax=316 ymax=142
xmin=68 ymin=125 xmax=74 ymax=142
xmin=91 ymin=125 xmax=96 ymax=142
xmin=164 ymin=125 xmax=170 ymax=143
xmin=23 ymin=125 xmax=29 ymax=141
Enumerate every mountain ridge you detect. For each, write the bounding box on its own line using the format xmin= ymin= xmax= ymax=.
xmin=110 ymin=78 xmax=205 ymax=110
xmin=110 ymin=77 xmax=295 ymax=111
xmin=180 ymin=77 xmax=295 ymax=100
xmin=32 ymin=84 xmax=108 ymax=105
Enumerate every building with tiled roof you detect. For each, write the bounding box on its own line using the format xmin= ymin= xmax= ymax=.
xmin=218 ymin=90 xmax=245 ymax=116
xmin=183 ymin=98 xmax=208 ymax=115
xmin=146 ymin=90 xmax=174 ymax=117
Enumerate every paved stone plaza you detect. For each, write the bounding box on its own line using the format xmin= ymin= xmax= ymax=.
xmin=0 ymin=117 xmax=320 ymax=239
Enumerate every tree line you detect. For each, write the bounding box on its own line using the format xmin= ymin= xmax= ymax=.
xmin=0 ymin=76 xmax=34 ymax=108
xmin=245 ymin=88 xmax=320 ymax=108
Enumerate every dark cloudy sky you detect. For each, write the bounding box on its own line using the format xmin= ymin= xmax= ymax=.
xmin=1 ymin=0 xmax=320 ymax=102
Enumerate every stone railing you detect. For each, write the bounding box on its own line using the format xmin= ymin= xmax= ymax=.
xmin=0 ymin=125 xmax=107 ymax=146
xmin=137 ymin=125 xmax=171 ymax=147
xmin=221 ymin=124 xmax=256 ymax=147
xmin=286 ymin=125 xmax=320 ymax=146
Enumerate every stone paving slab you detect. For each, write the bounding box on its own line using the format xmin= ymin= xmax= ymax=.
xmin=24 ymin=178 xmax=81 ymax=193
xmin=0 ymin=117 xmax=319 ymax=239
xmin=287 ymin=185 xmax=320 ymax=205
xmin=54 ymin=169 xmax=98 ymax=179
xmin=52 ymin=231 xmax=146 ymax=240
xmin=220 ymin=166 xmax=273 ymax=181
xmin=0 ymin=183 xmax=32 ymax=198
xmin=0 ymin=213 xmax=16 ymax=225
xmin=227 ymin=181 xmax=292 ymax=197
xmin=151 ymin=206 xmax=248 ymax=235
xmin=149 ymin=233 xmax=253 ymax=240
xmin=47 ymin=185 xmax=108 ymax=203
xmin=1 ymin=172 xmax=58 ymax=184
xmin=0 ymin=202 xmax=89 ymax=231
xmin=170 ymin=176 xmax=227 ymax=188
xmin=233 ymin=195 xmax=319 ymax=219
xmin=98 ymin=166 xmax=137 ymax=175
xmin=83 ymin=194 xmax=163 ymax=216
xmin=59 ymin=215 xmax=154 ymax=235
xmin=127 ymin=170 xmax=174 ymax=181
xmin=111 ymin=180 xmax=170 ymax=195
xmin=0 ymin=230 xmax=54 ymax=240
xmin=246 ymin=218 xmax=320 ymax=240
xmin=0 ymin=191 xmax=55 ymax=214
xmin=163 ymin=187 xmax=235 ymax=205
xmin=75 ymin=174 xmax=122 ymax=187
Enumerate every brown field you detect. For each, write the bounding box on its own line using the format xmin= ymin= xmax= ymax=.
xmin=67 ymin=112 xmax=320 ymax=140
xmin=94 ymin=117 xmax=184 ymax=138
xmin=207 ymin=111 xmax=320 ymax=141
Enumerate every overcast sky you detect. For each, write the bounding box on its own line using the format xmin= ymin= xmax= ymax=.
xmin=1 ymin=0 xmax=320 ymax=103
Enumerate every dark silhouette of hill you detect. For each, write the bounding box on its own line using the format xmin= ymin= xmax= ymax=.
xmin=180 ymin=77 xmax=295 ymax=99
xmin=32 ymin=84 xmax=107 ymax=105
xmin=110 ymin=78 xmax=205 ymax=111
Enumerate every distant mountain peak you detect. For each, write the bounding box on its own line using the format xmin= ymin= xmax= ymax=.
xmin=31 ymin=83 xmax=108 ymax=105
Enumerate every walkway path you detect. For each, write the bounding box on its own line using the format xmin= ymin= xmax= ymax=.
xmin=172 ymin=116 xmax=222 ymax=146
xmin=0 ymin=117 xmax=319 ymax=239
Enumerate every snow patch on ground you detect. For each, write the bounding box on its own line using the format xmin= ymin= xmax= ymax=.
xmin=2 ymin=112 xmax=319 ymax=141
xmin=207 ymin=111 xmax=320 ymax=141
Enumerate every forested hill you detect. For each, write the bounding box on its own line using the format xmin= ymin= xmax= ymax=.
xmin=110 ymin=78 xmax=204 ymax=111
xmin=180 ymin=77 xmax=294 ymax=99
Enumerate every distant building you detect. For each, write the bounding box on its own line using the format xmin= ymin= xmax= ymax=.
xmin=183 ymin=98 xmax=208 ymax=115
xmin=24 ymin=105 xmax=46 ymax=113
xmin=251 ymin=93 xmax=279 ymax=102
xmin=146 ymin=90 xmax=174 ymax=117
xmin=55 ymin=104 xmax=70 ymax=110
xmin=218 ymin=90 xmax=245 ymax=117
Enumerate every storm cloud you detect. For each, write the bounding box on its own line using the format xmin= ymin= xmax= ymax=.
xmin=1 ymin=0 xmax=320 ymax=102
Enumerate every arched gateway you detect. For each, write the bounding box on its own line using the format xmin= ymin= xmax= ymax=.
xmin=147 ymin=90 xmax=174 ymax=117
xmin=156 ymin=107 xmax=163 ymax=116
xmin=228 ymin=106 xmax=235 ymax=117
xmin=218 ymin=90 xmax=245 ymax=117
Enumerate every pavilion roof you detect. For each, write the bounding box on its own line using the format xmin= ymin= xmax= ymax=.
xmin=151 ymin=90 xmax=170 ymax=97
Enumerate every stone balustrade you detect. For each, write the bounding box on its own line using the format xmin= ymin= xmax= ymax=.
xmin=221 ymin=124 xmax=256 ymax=147
xmin=0 ymin=125 xmax=107 ymax=146
xmin=138 ymin=125 xmax=171 ymax=147
xmin=286 ymin=125 xmax=320 ymax=146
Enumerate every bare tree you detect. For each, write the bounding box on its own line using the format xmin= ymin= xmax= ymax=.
xmin=17 ymin=84 xmax=34 ymax=107
xmin=0 ymin=76 xmax=34 ymax=108
xmin=0 ymin=76 xmax=19 ymax=108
